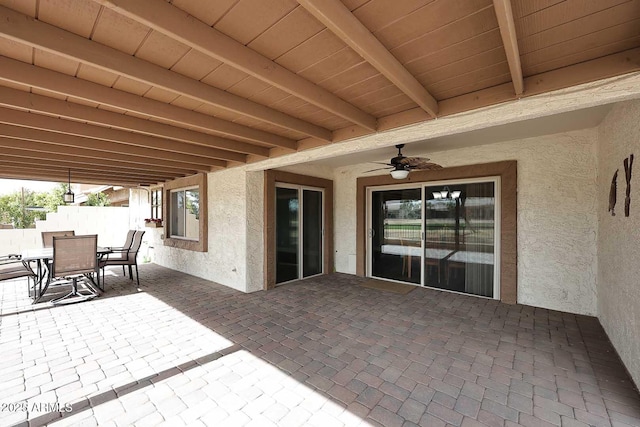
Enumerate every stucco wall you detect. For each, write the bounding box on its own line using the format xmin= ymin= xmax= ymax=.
xmin=334 ymin=128 xmax=599 ymax=315
xmin=150 ymin=168 xmax=249 ymax=292
xmin=597 ymin=99 xmax=640 ymax=388
xmin=245 ymin=171 xmax=264 ymax=293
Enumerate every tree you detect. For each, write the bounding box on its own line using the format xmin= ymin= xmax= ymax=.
xmin=85 ymin=192 xmax=110 ymax=207
xmin=42 ymin=183 xmax=67 ymax=213
xmin=0 ymin=183 xmax=69 ymax=229
xmin=0 ymin=188 xmax=48 ymax=228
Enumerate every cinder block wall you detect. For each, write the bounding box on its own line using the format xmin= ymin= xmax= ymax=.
xmin=0 ymin=206 xmax=132 ymax=254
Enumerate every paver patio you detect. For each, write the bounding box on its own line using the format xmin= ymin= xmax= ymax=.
xmin=0 ymin=264 xmax=639 ymax=427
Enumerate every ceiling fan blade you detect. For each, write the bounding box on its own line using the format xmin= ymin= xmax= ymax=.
xmin=399 ymin=156 xmax=431 ymax=166
xmin=411 ymin=162 xmax=443 ymax=170
xmin=363 ymin=167 xmax=392 ymax=173
xmin=399 ymin=157 xmax=443 ymax=170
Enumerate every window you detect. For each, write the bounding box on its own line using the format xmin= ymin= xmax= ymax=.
xmin=170 ymin=187 xmax=199 ymax=240
xmin=150 ymin=188 xmax=162 ymax=220
xmin=164 ymin=173 xmax=207 ymax=252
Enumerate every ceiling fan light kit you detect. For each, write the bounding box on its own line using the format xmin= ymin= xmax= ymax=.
xmin=366 ymin=144 xmax=443 ymax=179
xmin=390 ymin=168 xmax=410 ymax=180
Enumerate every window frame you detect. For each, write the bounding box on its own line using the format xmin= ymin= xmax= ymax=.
xmin=169 ymin=186 xmax=200 ymax=241
xmin=164 ymin=173 xmax=207 ymax=252
xmin=264 ymin=170 xmax=334 ymax=290
xmin=150 ymin=187 xmax=163 ymax=221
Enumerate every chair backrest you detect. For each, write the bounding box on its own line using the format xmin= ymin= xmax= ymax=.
xmin=42 ymin=230 xmax=75 ymax=248
xmin=122 ymin=229 xmax=136 ymax=249
xmin=51 ymin=235 xmax=98 ymax=278
xmin=127 ymin=230 xmax=145 ymax=262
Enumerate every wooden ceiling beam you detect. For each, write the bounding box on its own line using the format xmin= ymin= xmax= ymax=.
xmin=493 ymin=0 xmax=524 ymax=95
xmin=0 ymin=106 xmax=247 ymax=163
xmin=0 ymin=5 xmax=332 ymax=141
xmin=0 ymin=154 xmax=179 ymax=181
xmin=0 ymin=136 xmax=215 ymax=172
xmin=297 ymin=0 xmax=439 ymax=117
xmin=0 ymin=171 xmax=156 ymax=187
xmin=1 ymin=144 xmax=197 ymax=175
xmin=0 ymin=163 xmax=165 ymax=185
xmin=0 ymin=87 xmax=270 ymax=157
xmin=0 ymin=123 xmax=225 ymax=168
xmin=0 ymin=167 xmax=158 ymax=186
xmin=0 ymin=57 xmax=297 ymax=151
xmin=94 ymin=0 xmax=377 ymax=132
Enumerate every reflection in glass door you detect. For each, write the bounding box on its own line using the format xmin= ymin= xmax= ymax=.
xmin=276 ymin=187 xmax=299 ymax=284
xmin=370 ymin=188 xmax=422 ymax=284
xmin=276 ymin=185 xmax=323 ymax=284
xmin=425 ymin=181 xmax=497 ymax=297
xmin=302 ymin=190 xmax=323 ymax=277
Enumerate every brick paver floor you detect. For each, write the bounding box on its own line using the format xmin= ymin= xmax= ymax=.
xmin=1 ymin=264 xmax=639 ymax=426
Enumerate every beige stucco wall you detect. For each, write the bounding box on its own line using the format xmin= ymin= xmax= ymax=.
xmin=597 ymin=99 xmax=640 ymax=388
xmin=334 ymin=128 xmax=599 ymax=315
xmin=150 ymin=168 xmax=250 ymax=292
xmin=245 ymin=171 xmax=264 ymax=293
xmin=149 ymin=128 xmax=600 ymax=317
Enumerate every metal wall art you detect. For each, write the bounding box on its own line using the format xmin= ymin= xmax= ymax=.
xmin=609 ymin=169 xmax=618 ymax=216
xmin=624 ymin=154 xmax=634 ymax=217
xmin=610 ymin=154 xmax=634 ymax=217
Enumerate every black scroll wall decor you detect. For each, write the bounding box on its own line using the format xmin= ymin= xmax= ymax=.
xmin=609 ymin=169 xmax=618 ymax=216
xmin=624 ymin=154 xmax=634 ymax=217
xmin=610 ymin=154 xmax=634 ymax=217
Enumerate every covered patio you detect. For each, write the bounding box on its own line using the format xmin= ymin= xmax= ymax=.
xmin=1 ymin=265 xmax=639 ymax=426
xmin=1 ymin=1 xmax=640 ymax=425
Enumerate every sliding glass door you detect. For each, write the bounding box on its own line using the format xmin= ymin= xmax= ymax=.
xmin=368 ymin=179 xmax=499 ymax=298
xmin=370 ymin=188 xmax=422 ymax=284
xmin=276 ymin=185 xmax=324 ymax=284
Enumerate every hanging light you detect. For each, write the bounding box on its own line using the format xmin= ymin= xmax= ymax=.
xmin=64 ymin=169 xmax=74 ymax=204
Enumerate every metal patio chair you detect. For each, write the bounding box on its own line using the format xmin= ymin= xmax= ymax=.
xmin=41 ymin=230 xmax=75 ymax=248
xmin=0 ymin=254 xmax=36 ymax=297
xmin=104 ymin=229 xmax=136 ymax=276
xmin=47 ymin=235 xmax=100 ymax=305
xmin=101 ymin=230 xmax=145 ymax=287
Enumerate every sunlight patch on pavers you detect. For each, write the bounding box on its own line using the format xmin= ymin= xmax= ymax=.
xmin=47 ymin=349 xmax=373 ymax=427
xmin=0 ymin=288 xmax=232 ymax=426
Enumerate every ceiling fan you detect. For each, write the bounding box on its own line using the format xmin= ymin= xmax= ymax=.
xmin=366 ymin=144 xmax=443 ymax=179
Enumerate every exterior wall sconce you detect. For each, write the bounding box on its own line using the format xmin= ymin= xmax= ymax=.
xmin=64 ymin=169 xmax=75 ymax=204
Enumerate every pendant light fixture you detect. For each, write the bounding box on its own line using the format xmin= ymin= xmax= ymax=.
xmin=64 ymin=169 xmax=74 ymax=204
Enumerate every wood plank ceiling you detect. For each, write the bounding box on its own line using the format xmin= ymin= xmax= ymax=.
xmin=0 ymin=0 xmax=638 ymax=186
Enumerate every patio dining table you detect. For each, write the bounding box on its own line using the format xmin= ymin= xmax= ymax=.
xmin=21 ymin=246 xmax=111 ymax=304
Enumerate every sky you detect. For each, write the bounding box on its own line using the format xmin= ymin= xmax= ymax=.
xmin=0 ymin=179 xmax=58 ymax=195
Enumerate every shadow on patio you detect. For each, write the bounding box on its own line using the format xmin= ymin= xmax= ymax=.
xmin=1 ymin=264 xmax=639 ymax=426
